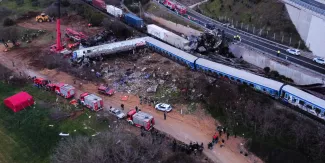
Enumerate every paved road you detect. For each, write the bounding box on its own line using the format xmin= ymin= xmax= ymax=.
xmin=153 ymin=1 xmax=325 ymax=75
xmin=186 ymin=10 xmax=325 ymax=74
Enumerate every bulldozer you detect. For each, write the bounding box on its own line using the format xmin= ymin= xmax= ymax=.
xmin=35 ymin=13 xmax=50 ymax=23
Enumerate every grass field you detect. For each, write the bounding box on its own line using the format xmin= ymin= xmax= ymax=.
xmin=198 ymin=0 xmax=306 ymax=49
xmin=0 ymin=81 xmax=107 ymax=163
xmin=0 ymin=0 xmax=43 ymax=14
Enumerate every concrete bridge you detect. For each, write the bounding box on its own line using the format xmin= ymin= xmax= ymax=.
xmin=284 ymin=0 xmax=325 ymax=58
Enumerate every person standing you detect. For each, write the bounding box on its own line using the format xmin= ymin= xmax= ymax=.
xmin=164 ymin=111 xmax=167 ymax=120
xmin=277 ymin=50 xmax=280 ymax=57
xmin=135 ymin=106 xmax=139 ymax=112
xmin=121 ymin=104 xmax=124 ymax=110
xmin=227 ymin=132 xmax=230 ymax=140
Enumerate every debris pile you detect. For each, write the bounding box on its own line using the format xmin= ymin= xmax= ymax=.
xmin=188 ymin=30 xmax=222 ymax=53
xmin=80 ymin=30 xmax=116 ymax=47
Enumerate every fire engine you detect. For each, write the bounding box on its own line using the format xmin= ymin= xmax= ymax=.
xmin=78 ymin=92 xmax=103 ymax=111
xmin=46 ymin=83 xmax=75 ymax=98
xmin=98 ymin=84 xmax=115 ymax=96
xmin=32 ymin=76 xmax=51 ymax=87
xmin=65 ymin=28 xmax=88 ymax=42
xmin=126 ymin=109 xmax=155 ymax=131
xmin=163 ymin=0 xmax=176 ymax=10
xmin=175 ymin=4 xmax=187 ymax=15
xmin=162 ymin=0 xmax=187 ymax=15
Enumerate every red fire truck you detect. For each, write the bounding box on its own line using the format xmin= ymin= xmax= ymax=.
xmin=175 ymin=4 xmax=187 ymax=15
xmin=163 ymin=0 xmax=176 ymax=10
xmin=46 ymin=83 xmax=75 ymax=99
xmin=126 ymin=109 xmax=155 ymax=131
xmin=98 ymin=84 xmax=115 ymax=96
xmin=78 ymin=92 xmax=103 ymax=111
xmin=162 ymin=0 xmax=187 ymax=15
xmin=32 ymin=76 xmax=51 ymax=87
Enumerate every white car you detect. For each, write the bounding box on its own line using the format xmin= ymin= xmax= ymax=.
xmin=109 ymin=108 xmax=126 ymax=119
xmin=286 ymin=49 xmax=300 ymax=55
xmin=313 ymin=57 xmax=325 ymax=65
xmin=155 ymin=103 xmax=172 ymax=112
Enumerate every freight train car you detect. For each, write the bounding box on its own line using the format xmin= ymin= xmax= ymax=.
xmin=147 ymin=24 xmax=190 ymax=50
xmin=123 ymin=13 xmax=145 ymax=29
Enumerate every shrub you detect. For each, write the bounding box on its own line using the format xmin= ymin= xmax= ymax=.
xmin=3 ymin=18 xmax=15 ymax=26
xmin=263 ymin=67 xmax=270 ymax=74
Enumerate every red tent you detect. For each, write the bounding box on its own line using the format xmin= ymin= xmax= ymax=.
xmin=4 ymin=92 xmax=34 ymax=112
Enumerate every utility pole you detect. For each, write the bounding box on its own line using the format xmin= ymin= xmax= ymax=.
xmin=56 ymin=0 xmax=63 ymax=52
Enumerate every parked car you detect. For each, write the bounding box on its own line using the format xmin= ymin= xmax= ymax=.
xmin=109 ymin=107 xmax=126 ymax=119
xmin=155 ymin=103 xmax=172 ymax=112
xmin=286 ymin=49 xmax=300 ymax=55
xmin=313 ymin=57 xmax=325 ymax=65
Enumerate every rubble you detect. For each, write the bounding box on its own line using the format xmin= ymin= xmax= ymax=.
xmin=147 ymin=85 xmax=158 ymax=93
xmin=187 ymin=30 xmax=223 ymax=53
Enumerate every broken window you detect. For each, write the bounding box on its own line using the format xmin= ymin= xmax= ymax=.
xmin=299 ymin=100 xmax=305 ymax=105
xmin=250 ymin=84 xmax=254 ymax=87
xmin=237 ymin=79 xmax=241 ymax=83
xmin=230 ymin=77 xmax=235 ymax=80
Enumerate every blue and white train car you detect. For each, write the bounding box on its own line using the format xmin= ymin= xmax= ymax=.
xmin=281 ymin=85 xmax=325 ymax=117
xmin=195 ymin=58 xmax=284 ymax=97
xmin=145 ymin=37 xmax=198 ymax=69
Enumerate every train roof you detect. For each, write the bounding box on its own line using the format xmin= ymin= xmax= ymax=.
xmin=196 ymin=58 xmax=284 ymax=90
xmin=145 ymin=37 xmax=198 ymax=62
xmin=282 ymin=85 xmax=325 ymax=109
xmin=147 ymin=24 xmax=189 ymax=43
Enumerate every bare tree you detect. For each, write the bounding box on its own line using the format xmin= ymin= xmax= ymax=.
xmin=51 ymin=128 xmax=164 ymax=163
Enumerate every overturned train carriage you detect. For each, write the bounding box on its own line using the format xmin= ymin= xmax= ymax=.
xmin=72 ymin=37 xmax=147 ymax=62
xmin=145 ymin=37 xmax=198 ymax=69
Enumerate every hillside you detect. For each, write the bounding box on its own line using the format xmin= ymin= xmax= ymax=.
xmin=198 ymin=0 xmax=306 ymax=49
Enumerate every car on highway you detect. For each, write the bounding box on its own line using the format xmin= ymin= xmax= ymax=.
xmin=286 ymin=49 xmax=300 ymax=55
xmin=108 ymin=107 xmax=126 ymax=119
xmin=313 ymin=57 xmax=325 ymax=65
xmin=155 ymin=103 xmax=172 ymax=112
xmin=205 ymin=23 xmax=216 ymax=30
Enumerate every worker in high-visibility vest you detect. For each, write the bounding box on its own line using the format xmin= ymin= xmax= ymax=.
xmin=237 ymin=35 xmax=241 ymax=41
xmin=277 ymin=50 xmax=280 ymax=57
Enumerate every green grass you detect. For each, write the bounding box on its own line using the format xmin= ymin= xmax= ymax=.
xmin=0 ymin=0 xmax=43 ymax=14
xmin=144 ymin=2 xmax=202 ymax=31
xmin=0 ymin=82 xmax=107 ymax=163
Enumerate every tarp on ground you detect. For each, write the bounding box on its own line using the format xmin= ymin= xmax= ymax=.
xmin=4 ymin=92 xmax=34 ymax=112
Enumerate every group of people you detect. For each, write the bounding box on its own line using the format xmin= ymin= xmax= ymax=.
xmin=172 ymin=140 xmax=204 ymax=156
xmin=207 ymin=126 xmax=231 ymax=150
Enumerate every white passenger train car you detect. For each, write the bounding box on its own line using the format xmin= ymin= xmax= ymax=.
xmin=195 ymin=58 xmax=284 ymax=96
xmin=145 ymin=37 xmax=198 ymax=69
xmin=72 ymin=37 xmax=147 ymax=61
xmin=281 ymin=85 xmax=325 ymax=118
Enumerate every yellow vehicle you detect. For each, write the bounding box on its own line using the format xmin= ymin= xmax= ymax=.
xmin=36 ymin=13 xmax=50 ymax=23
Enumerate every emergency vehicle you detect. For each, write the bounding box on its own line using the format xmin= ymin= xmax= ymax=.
xmin=32 ymin=76 xmax=51 ymax=87
xmin=46 ymin=83 xmax=75 ymax=98
xmin=126 ymin=109 xmax=155 ymax=131
xmin=78 ymin=92 xmax=103 ymax=111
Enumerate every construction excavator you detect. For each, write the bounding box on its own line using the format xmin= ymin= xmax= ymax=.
xmin=36 ymin=13 xmax=51 ymax=23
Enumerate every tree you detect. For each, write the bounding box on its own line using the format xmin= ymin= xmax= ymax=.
xmin=51 ymin=129 xmax=163 ymax=163
xmin=3 ymin=18 xmax=15 ymax=26
xmin=263 ymin=67 xmax=270 ymax=74
xmin=0 ymin=27 xmax=20 ymax=46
